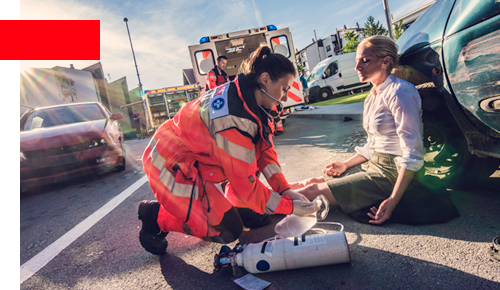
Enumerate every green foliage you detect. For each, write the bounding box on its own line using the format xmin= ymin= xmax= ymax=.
xmin=296 ymin=62 xmax=304 ymax=73
xmin=394 ymin=20 xmax=405 ymax=40
xmin=363 ymin=16 xmax=388 ymax=37
xmin=341 ymin=31 xmax=359 ymax=54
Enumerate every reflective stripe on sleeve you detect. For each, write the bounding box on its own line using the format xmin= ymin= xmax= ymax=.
xmin=159 ymin=167 xmax=199 ymax=200
xmin=151 ymin=146 xmax=166 ymax=171
xmin=264 ymin=190 xmax=282 ymax=214
xmin=214 ymin=133 xmax=255 ymax=164
xmin=212 ymin=116 xmax=258 ymax=137
xmin=262 ymin=163 xmax=282 ymax=180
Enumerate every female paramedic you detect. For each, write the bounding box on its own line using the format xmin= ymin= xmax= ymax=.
xmin=138 ymin=46 xmax=319 ymax=255
xmin=289 ymin=35 xmax=458 ymax=226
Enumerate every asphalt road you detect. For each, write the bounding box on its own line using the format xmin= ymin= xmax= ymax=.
xmin=19 ymin=116 xmax=500 ymax=289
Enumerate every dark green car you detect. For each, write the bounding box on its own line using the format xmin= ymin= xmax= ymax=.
xmin=395 ymin=0 xmax=500 ymax=189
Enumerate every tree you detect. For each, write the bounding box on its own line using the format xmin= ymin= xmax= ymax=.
xmin=394 ymin=20 xmax=405 ymax=40
xmin=296 ymin=62 xmax=304 ymax=73
xmin=363 ymin=16 xmax=388 ymax=37
xmin=342 ymin=31 xmax=360 ymax=54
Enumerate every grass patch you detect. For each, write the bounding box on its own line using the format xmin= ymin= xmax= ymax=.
xmin=314 ymin=90 xmax=369 ymax=106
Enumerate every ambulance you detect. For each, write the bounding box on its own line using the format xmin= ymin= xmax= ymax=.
xmin=187 ymin=25 xmax=305 ymax=120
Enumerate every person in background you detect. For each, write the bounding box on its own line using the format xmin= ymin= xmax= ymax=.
xmin=289 ymin=35 xmax=458 ymax=226
xmin=138 ymin=46 xmax=318 ymax=255
xmin=205 ymin=55 xmax=228 ymax=91
xmin=300 ymin=70 xmax=309 ymax=104
xmin=270 ymin=105 xmax=284 ymax=136
xmin=132 ymin=110 xmax=144 ymax=139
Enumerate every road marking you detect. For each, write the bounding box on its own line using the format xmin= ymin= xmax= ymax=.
xmin=20 ymin=176 xmax=148 ymax=284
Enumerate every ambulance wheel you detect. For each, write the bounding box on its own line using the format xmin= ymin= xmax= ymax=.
xmin=320 ymin=88 xmax=332 ymax=100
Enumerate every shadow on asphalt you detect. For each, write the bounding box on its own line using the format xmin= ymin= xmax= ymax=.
xmin=159 ymin=229 xmax=499 ymax=290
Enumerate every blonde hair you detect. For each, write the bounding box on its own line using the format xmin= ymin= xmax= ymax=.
xmin=359 ymin=35 xmax=399 ymax=71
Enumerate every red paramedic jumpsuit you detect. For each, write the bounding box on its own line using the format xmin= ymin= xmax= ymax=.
xmin=205 ymin=66 xmax=228 ymax=91
xmin=142 ymin=73 xmax=293 ymax=242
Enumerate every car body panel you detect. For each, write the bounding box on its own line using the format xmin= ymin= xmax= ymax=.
xmin=444 ymin=13 xmax=500 ymax=136
xmin=396 ymin=0 xmax=500 ymax=159
xmin=397 ymin=0 xmax=455 ymax=55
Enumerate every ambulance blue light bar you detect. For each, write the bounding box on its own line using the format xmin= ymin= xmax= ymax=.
xmin=200 ymin=36 xmax=210 ymax=44
xmin=267 ymin=25 xmax=277 ymax=31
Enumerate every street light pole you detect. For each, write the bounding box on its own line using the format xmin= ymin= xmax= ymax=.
xmin=123 ymin=17 xmax=143 ymax=92
xmin=314 ymin=30 xmax=321 ymax=61
xmin=382 ymin=0 xmax=394 ymax=39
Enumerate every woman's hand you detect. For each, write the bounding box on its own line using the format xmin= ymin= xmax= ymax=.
xmin=367 ymin=197 xmax=398 ymax=225
xmin=322 ymin=161 xmax=348 ymax=177
xmin=282 ymin=189 xmax=310 ymax=202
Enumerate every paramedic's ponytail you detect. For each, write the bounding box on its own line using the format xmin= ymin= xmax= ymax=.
xmin=239 ymin=46 xmax=296 ymax=88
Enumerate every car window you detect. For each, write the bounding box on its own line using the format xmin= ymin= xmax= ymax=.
xmin=445 ymin=0 xmax=500 ymax=36
xmin=396 ymin=0 xmax=456 ymax=54
xmin=22 ymin=104 xmax=105 ymax=131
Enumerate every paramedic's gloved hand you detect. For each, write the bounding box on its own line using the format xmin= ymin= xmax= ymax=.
xmin=282 ymin=189 xmax=309 ymax=202
xmin=292 ymin=200 xmax=320 ymax=217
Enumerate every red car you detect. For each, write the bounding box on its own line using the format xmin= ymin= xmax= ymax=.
xmin=20 ymin=102 xmax=126 ymax=190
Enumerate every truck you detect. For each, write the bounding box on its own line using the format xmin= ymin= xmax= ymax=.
xmin=306 ymin=52 xmax=371 ymax=102
xmin=187 ymin=25 xmax=305 ymax=120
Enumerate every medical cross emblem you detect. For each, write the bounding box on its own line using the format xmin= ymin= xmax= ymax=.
xmin=212 ymin=98 xmax=225 ymax=111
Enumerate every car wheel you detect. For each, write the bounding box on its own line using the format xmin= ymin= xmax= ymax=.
xmin=116 ymin=142 xmax=126 ymax=171
xmin=418 ymin=83 xmax=499 ymax=189
xmin=320 ymin=88 xmax=332 ymax=100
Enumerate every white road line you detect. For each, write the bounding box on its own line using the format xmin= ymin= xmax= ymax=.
xmin=20 ymin=176 xmax=148 ymax=284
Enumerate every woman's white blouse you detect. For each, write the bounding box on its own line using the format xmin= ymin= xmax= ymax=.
xmin=355 ymin=74 xmax=424 ymax=172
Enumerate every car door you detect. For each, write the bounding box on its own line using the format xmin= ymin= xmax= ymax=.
xmin=323 ymin=61 xmax=343 ymax=93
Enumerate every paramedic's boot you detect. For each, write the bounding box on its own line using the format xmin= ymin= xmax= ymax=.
xmin=236 ymin=208 xmax=271 ymax=229
xmin=138 ymin=200 xmax=168 ymax=255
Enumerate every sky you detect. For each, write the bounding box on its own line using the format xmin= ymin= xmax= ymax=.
xmin=17 ymin=0 xmax=433 ymax=91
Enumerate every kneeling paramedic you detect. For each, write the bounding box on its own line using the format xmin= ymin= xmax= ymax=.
xmin=139 ymin=46 xmax=318 ymax=255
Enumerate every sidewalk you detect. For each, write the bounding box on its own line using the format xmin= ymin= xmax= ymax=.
xmin=291 ymin=102 xmax=364 ymax=120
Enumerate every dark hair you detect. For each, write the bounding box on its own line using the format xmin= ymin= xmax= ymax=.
xmin=239 ymin=46 xmax=296 ymax=88
xmin=217 ymin=55 xmax=227 ymax=62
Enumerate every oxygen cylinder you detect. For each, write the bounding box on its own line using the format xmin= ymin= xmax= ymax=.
xmin=234 ymin=231 xmax=350 ymax=274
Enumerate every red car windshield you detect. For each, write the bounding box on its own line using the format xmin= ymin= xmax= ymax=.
xmin=23 ymin=104 xmax=106 ymax=131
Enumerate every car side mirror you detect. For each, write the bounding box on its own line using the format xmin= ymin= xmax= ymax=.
xmin=112 ymin=113 xmax=123 ymax=120
xmin=339 ymin=72 xmax=342 ymax=78
xmin=322 ymin=73 xmax=327 ymax=79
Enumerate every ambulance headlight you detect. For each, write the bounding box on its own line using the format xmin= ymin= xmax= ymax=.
xmin=200 ymin=36 xmax=210 ymax=44
xmin=267 ymin=25 xmax=277 ymax=31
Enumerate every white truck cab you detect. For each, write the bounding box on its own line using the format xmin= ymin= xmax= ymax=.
xmin=188 ymin=25 xmax=304 ymax=115
xmin=307 ymin=52 xmax=371 ymax=102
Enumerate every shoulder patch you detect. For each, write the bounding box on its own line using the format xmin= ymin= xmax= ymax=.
xmin=208 ymin=82 xmax=230 ymax=119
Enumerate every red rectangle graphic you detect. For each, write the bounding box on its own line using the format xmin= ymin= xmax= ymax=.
xmin=1 ymin=20 xmax=100 ymax=60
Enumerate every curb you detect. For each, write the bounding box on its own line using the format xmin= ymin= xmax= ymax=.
xmin=291 ymin=113 xmax=362 ymax=121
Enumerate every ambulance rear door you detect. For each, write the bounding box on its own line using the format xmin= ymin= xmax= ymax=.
xmin=265 ymin=28 xmax=304 ymax=108
xmin=188 ymin=41 xmax=217 ymax=95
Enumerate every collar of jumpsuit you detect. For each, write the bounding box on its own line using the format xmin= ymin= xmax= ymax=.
xmin=234 ymin=72 xmax=273 ymax=146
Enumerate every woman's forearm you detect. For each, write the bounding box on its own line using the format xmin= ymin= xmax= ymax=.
xmin=390 ymin=167 xmax=416 ymax=203
xmin=342 ymin=153 xmax=368 ymax=168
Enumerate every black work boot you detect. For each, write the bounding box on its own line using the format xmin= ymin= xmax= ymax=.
xmin=138 ymin=200 xmax=168 ymax=255
xmin=236 ymin=208 xmax=271 ymax=229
